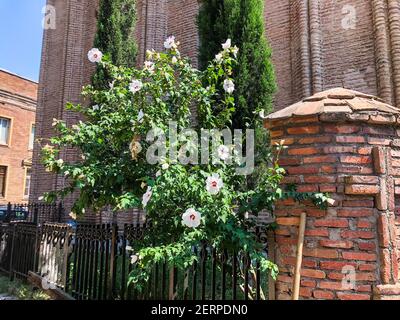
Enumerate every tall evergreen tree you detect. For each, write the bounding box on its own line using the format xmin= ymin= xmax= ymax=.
xmin=198 ymin=0 xmax=276 ymax=129
xmin=93 ymin=0 xmax=138 ymax=88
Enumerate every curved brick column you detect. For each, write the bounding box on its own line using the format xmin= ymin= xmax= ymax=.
xmin=264 ymin=88 xmax=400 ymax=300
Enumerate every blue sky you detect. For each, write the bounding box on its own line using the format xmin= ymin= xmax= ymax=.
xmin=0 ymin=0 xmax=46 ymax=82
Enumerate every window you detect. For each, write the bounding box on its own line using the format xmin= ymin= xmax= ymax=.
xmin=24 ymin=168 xmax=32 ymax=199
xmin=0 ymin=117 xmax=10 ymax=145
xmin=0 ymin=166 xmax=7 ymax=198
xmin=29 ymin=125 xmax=35 ymax=150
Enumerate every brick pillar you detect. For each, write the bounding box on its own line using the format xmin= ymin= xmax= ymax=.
xmin=264 ymin=88 xmax=400 ymax=300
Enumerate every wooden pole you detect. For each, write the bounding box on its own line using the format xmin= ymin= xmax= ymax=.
xmin=292 ymin=212 xmax=307 ymax=300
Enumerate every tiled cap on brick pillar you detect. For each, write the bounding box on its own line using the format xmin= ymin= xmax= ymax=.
xmin=263 ymin=88 xmax=400 ymax=300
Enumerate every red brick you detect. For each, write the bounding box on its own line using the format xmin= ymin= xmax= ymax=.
xmin=288 ymin=147 xmax=320 ymax=156
xmin=323 ymin=146 xmax=355 ymax=153
xmin=306 ymin=208 xmax=327 ymax=217
xmin=301 ymin=279 xmax=316 ymax=287
xmin=342 ymin=251 xmax=377 ymax=261
xmin=325 ymin=125 xmax=360 ymax=134
xmin=340 ymin=155 xmax=371 ymax=164
xmin=318 ymin=281 xmax=344 ymax=291
xmin=301 ymin=268 xmax=326 ymax=279
xmin=337 ymin=293 xmax=371 ymax=300
xmin=278 ymin=158 xmax=302 ymax=166
xmin=303 ymin=248 xmax=339 ymax=259
xmin=345 ymin=185 xmax=379 ymax=195
xmin=358 ymin=242 xmax=376 ymax=251
xmin=314 ymin=219 xmax=349 ymax=228
xmin=320 ymin=261 xmax=357 ymax=270
xmin=336 ymin=136 xmax=365 ymax=143
xmin=319 ymin=240 xmax=353 ymax=249
xmin=304 ymin=175 xmax=336 ymax=183
xmin=297 ymin=185 xmax=319 ymax=192
xmin=357 ymin=147 xmax=372 ymax=155
xmin=342 ymin=200 xmax=374 ymax=207
xmin=319 ymin=185 xmax=336 ymax=192
xmin=298 ymin=136 xmax=331 ymax=144
xmin=357 ymin=220 xmax=373 ymax=228
xmin=367 ymin=137 xmax=391 ymax=145
xmin=344 ymin=175 xmax=379 ymax=184
xmin=337 ymin=208 xmax=374 ymax=217
xmin=358 ymin=264 xmax=376 ymax=271
xmin=287 ymin=126 xmax=320 ymax=135
xmin=287 ymin=166 xmax=319 ymax=175
xmin=303 ymin=156 xmax=337 ymax=164
xmin=341 ymin=230 xmax=375 ymax=239
xmin=305 ymin=229 xmax=329 ymax=237
xmin=313 ymin=290 xmax=334 ymax=299
xmin=270 ymin=130 xmax=284 ymax=138
xmin=299 ymin=287 xmax=313 ymax=297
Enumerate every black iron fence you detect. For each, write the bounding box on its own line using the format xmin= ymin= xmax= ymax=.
xmin=0 ymin=202 xmax=63 ymax=224
xmin=0 ymin=212 xmax=272 ymax=300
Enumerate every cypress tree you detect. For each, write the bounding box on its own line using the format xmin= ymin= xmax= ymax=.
xmin=93 ymin=0 xmax=138 ymax=88
xmin=198 ymin=0 xmax=276 ymax=129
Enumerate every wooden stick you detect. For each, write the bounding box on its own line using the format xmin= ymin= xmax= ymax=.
xmin=292 ymin=212 xmax=307 ymax=300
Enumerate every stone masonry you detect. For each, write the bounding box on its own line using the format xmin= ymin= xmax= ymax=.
xmin=264 ymin=87 xmax=400 ymax=300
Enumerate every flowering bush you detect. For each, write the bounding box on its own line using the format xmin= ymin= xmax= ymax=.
xmin=41 ymin=37 xmax=330 ymax=290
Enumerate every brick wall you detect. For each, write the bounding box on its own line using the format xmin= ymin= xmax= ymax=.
xmin=265 ymin=88 xmax=400 ymax=300
xmin=0 ymin=70 xmax=37 ymax=204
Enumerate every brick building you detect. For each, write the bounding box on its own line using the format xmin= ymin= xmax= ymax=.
xmin=29 ymin=0 xmax=400 ymax=299
xmin=0 ymin=69 xmax=37 ymax=204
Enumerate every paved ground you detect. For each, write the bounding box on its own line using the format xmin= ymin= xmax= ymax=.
xmin=0 ymin=293 xmax=17 ymax=300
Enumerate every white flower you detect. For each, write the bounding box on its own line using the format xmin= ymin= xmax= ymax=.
xmin=146 ymin=49 xmax=154 ymax=59
xmin=259 ymin=109 xmax=265 ymax=118
xmin=223 ymin=79 xmax=235 ymax=94
xmin=87 ymin=48 xmax=103 ymax=63
xmin=222 ymin=39 xmax=231 ymax=50
xmin=140 ymin=182 xmax=147 ymax=189
xmin=206 ymin=173 xmax=224 ymax=195
xmin=215 ymin=53 xmax=223 ymax=63
xmin=232 ymin=45 xmax=239 ymax=57
xmin=142 ymin=186 xmax=152 ymax=208
xmin=38 ymin=196 xmax=44 ymax=201
xmin=129 ymin=79 xmax=143 ymax=93
xmin=217 ymin=145 xmax=230 ymax=161
xmin=109 ymin=80 xmax=115 ymax=89
xmin=164 ymin=36 xmax=176 ymax=49
xmin=126 ymin=246 xmax=133 ymax=252
xmin=182 ymin=208 xmax=201 ymax=228
xmin=92 ymin=104 xmax=100 ymax=111
xmin=144 ymin=61 xmax=155 ymax=73
xmin=172 ymin=56 xmax=178 ymax=64
xmin=161 ymin=163 xmax=169 ymax=170
xmin=130 ymin=254 xmax=138 ymax=264
xmin=137 ymin=109 xmax=144 ymax=123
xmin=156 ymin=170 xmax=161 ymax=177
xmin=69 ymin=212 xmax=77 ymax=220
xmin=52 ymin=118 xmax=59 ymax=127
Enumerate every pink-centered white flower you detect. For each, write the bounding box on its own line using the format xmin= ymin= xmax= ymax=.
xmin=223 ymin=79 xmax=235 ymax=94
xmin=206 ymin=173 xmax=223 ymax=195
xmin=142 ymin=186 xmax=152 ymax=208
xmin=217 ymin=145 xmax=230 ymax=161
xmin=87 ymin=48 xmax=103 ymax=63
xmin=172 ymin=56 xmax=178 ymax=64
xmin=215 ymin=53 xmax=223 ymax=63
xmin=182 ymin=208 xmax=201 ymax=228
xmin=222 ymin=39 xmax=231 ymax=50
xmin=144 ymin=61 xmax=155 ymax=73
xmin=164 ymin=36 xmax=176 ymax=49
xmin=129 ymin=79 xmax=143 ymax=93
